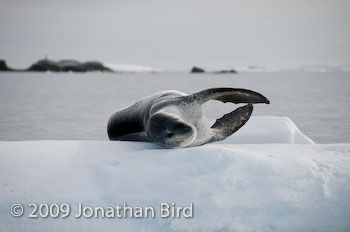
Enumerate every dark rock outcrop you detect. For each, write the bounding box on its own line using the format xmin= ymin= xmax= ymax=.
xmin=82 ymin=61 xmax=113 ymax=72
xmin=27 ymin=59 xmax=112 ymax=72
xmin=58 ymin=60 xmax=84 ymax=72
xmin=213 ymin=69 xmax=238 ymax=74
xmin=0 ymin=60 xmax=12 ymax=71
xmin=190 ymin=66 xmax=238 ymax=74
xmin=191 ymin=66 xmax=205 ymax=73
xmin=27 ymin=59 xmax=61 ymax=72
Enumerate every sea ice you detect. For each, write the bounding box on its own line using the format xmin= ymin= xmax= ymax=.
xmin=0 ymin=117 xmax=348 ymax=232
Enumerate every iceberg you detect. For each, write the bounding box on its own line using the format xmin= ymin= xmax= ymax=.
xmin=0 ymin=117 xmax=349 ymax=232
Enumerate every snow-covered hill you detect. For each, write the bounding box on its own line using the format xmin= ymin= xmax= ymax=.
xmin=0 ymin=117 xmax=349 ymax=232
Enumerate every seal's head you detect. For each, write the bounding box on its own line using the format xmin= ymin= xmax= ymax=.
xmin=146 ymin=112 xmax=196 ymax=148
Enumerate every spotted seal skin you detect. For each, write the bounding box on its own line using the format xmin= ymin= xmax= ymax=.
xmin=107 ymin=88 xmax=270 ymax=148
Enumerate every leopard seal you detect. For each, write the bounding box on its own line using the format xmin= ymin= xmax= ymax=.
xmin=107 ymin=88 xmax=269 ymax=148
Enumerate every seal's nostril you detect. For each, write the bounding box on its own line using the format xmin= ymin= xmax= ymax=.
xmin=167 ymin=132 xmax=174 ymax=138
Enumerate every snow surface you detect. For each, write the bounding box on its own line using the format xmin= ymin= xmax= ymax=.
xmin=0 ymin=117 xmax=349 ymax=232
xmin=105 ymin=63 xmax=162 ymax=73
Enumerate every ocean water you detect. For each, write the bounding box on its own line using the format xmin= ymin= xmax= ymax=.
xmin=0 ymin=72 xmax=349 ymax=143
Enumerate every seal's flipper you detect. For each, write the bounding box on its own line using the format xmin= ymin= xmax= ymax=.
xmin=209 ymin=104 xmax=253 ymax=143
xmin=184 ymin=88 xmax=270 ymax=105
xmin=111 ymin=132 xmax=152 ymax=142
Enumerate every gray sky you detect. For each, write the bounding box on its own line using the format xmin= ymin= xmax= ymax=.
xmin=0 ymin=0 xmax=349 ymax=70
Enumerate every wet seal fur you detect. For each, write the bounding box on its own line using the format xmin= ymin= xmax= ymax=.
xmin=107 ymin=88 xmax=270 ymax=148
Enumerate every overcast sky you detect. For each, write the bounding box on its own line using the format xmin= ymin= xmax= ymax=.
xmin=0 ymin=0 xmax=349 ymax=70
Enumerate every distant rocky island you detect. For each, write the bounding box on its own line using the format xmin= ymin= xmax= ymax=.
xmin=190 ymin=66 xmax=237 ymax=74
xmin=1 ymin=59 xmax=240 ymax=74
xmin=0 ymin=59 xmax=112 ymax=72
xmin=0 ymin=60 xmax=12 ymax=71
xmin=191 ymin=66 xmax=205 ymax=73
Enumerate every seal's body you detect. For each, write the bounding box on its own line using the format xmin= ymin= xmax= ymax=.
xmin=107 ymin=88 xmax=269 ymax=148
